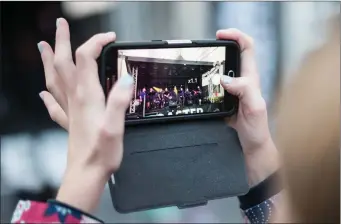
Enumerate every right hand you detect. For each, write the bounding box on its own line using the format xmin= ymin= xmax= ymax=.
xmin=217 ymin=29 xmax=279 ymax=186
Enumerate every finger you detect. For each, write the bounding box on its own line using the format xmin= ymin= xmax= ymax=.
xmin=217 ymin=28 xmax=254 ymax=54
xmin=38 ymin=41 xmax=68 ymax=112
xmin=39 ymin=91 xmax=69 ymax=130
xmin=54 ymin=18 xmax=75 ymax=81
xmin=102 ymin=74 xmax=133 ymax=136
xmin=75 ymin=32 xmax=115 ymax=88
xmin=76 ymin=32 xmax=115 ymax=62
xmin=75 ymin=32 xmax=115 ymax=74
xmin=55 ymin=18 xmax=73 ymax=61
xmin=216 ymin=28 xmax=259 ymax=85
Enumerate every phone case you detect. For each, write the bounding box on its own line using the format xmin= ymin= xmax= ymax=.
xmin=99 ymin=40 xmax=249 ymax=213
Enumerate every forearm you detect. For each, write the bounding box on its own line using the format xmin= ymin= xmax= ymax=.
xmin=244 ymin=139 xmax=280 ymax=187
xmin=56 ymin=165 xmax=109 ymax=214
xmin=239 ymin=141 xmax=283 ymax=224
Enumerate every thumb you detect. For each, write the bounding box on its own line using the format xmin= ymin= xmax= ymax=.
xmin=220 ymin=75 xmax=252 ymax=99
xmin=220 ymin=75 xmax=266 ymax=115
xmin=103 ymin=74 xmax=134 ymax=134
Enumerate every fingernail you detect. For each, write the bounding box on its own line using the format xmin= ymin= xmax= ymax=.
xmin=37 ymin=42 xmax=43 ymax=53
xmin=117 ymin=74 xmax=133 ymax=87
xmin=107 ymin=32 xmax=116 ymax=40
xmin=56 ymin=18 xmax=61 ymax=28
xmin=39 ymin=92 xmax=44 ymax=100
xmin=221 ymin=75 xmax=233 ymax=84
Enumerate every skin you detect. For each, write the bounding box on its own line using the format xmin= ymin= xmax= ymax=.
xmin=217 ymin=29 xmax=279 ymax=187
xmin=38 ymin=18 xmax=279 ymax=213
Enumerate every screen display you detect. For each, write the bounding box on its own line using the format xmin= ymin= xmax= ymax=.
xmin=107 ymin=47 xmax=229 ymax=120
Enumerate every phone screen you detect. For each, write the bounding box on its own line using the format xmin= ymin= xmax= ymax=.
xmin=104 ymin=46 xmax=238 ymax=122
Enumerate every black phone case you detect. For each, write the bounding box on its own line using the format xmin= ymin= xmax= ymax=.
xmin=99 ymin=40 xmax=249 ymax=213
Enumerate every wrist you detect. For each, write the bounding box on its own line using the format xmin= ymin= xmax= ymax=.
xmin=244 ymin=139 xmax=280 ymax=187
xmin=57 ymin=163 xmax=110 ymax=214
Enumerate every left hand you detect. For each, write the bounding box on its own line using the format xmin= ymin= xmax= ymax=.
xmin=38 ymin=18 xmax=133 ymax=212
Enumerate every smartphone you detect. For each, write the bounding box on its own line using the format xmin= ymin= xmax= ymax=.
xmin=99 ymin=40 xmax=240 ymax=125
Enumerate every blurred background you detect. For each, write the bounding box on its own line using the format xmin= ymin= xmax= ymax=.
xmin=1 ymin=1 xmax=339 ymax=222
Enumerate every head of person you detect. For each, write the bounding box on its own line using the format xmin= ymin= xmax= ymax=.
xmin=149 ymin=87 xmax=153 ymax=92
xmin=274 ymin=16 xmax=340 ymax=223
xmin=142 ymin=87 xmax=146 ymax=92
xmin=165 ymin=87 xmax=168 ymax=91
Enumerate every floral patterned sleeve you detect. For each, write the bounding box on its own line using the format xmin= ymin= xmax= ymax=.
xmin=11 ymin=199 xmax=103 ymax=223
xmin=238 ymin=170 xmax=283 ymax=224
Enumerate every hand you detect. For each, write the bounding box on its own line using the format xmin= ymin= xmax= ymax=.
xmin=217 ymin=29 xmax=279 ymax=187
xmin=38 ymin=18 xmax=133 ymax=212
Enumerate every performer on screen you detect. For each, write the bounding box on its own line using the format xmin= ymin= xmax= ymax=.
xmin=170 ymin=86 xmax=177 ymax=99
xmin=184 ymin=87 xmax=193 ymax=106
xmin=195 ymin=86 xmax=202 ymax=105
xmin=164 ymin=87 xmax=170 ymax=106
xmin=147 ymin=87 xmax=156 ymax=110
xmin=139 ymin=88 xmax=147 ymax=103
xmin=159 ymin=88 xmax=165 ymax=108
xmin=178 ymin=87 xmax=185 ymax=107
xmin=168 ymin=86 xmax=178 ymax=108
xmin=138 ymin=88 xmax=147 ymax=114
xmin=185 ymin=88 xmax=191 ymax=98
xmin=153 ymin=89 xmax=162 ymax=109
